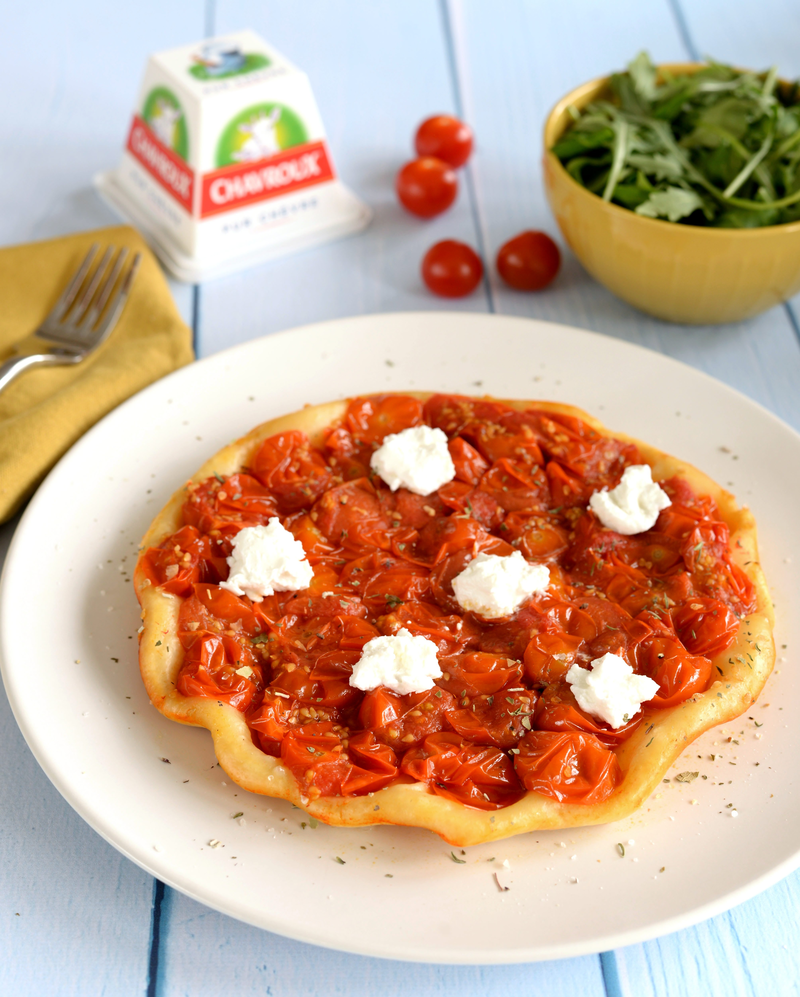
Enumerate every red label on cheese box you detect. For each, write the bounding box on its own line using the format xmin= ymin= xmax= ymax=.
xmin=200 ymin=140 xmax=335 ymax=217
xmin=126 ymin=116 xmax=195 ymax=211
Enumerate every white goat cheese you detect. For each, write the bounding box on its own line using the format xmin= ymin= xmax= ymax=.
xmin=219 ymin=519 xmax=313 ymax=602
xmin=370 ymin=425 xmax=455 ymax=495
xmin=451 ymin=551 xmax=549 ymax=618
xmin=566 ymin=653 xmax=659 ymax=729
xmin=349 ymin=628 xmax=442 ymax=695
xmin=589 ymin=464 xmax=670 ymax=535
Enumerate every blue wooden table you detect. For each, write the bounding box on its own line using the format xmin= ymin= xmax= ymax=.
xmin=2 ymin=1 xmax=800 ymax=993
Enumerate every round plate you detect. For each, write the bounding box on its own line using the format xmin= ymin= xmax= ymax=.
xmin=1 ymin=313 xmax=797 ymax=963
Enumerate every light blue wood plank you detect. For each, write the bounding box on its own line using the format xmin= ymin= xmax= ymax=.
xmin=197 ymin=0 xmax=491 ymax=356
xmin=0 ymin=518 xmax=154 ymax=997
xmin=597 ymin=2 xmax=800 ymax=993
xmin=155 ymin=889 xmax=606 ymax=997
xmin=0 ymin=2 xmax=208 ymax=994
xmin=450 ymin=0 xmax=800 ymax=432
xmin=0 ymin=0 xmax=197 ymax=324
xmin=612 ymin=867 xmax=800 ymax=997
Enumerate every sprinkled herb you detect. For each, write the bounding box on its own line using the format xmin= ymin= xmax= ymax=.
xmin=646 ymin=737 xmax=654 ymax=747
xmin=251 ymin=634 xmax=270 ymax=644
xmin=213 ymin=472 xmax=225 ymax=483
xmin=385 ymin=595 xmax=404 ymax=608
xmin=231 ymin=811 xmax=243 ymax=819
xmin=675 ymin=771 xmax=699 ymax=782
xmin=155 ymin=640 xmax=162 ymax=646
xmin=493 ymin=872 xmax=510 ymax=892
xmin=449 ymin=851 xmax=466 ymax=864
xmin=309 ymin=818 xmax=319 ymax=828
xmin=617 ymin=843 xmax=625 ymax=857
xmin=334 ymin=856 xmax=346 ymax=864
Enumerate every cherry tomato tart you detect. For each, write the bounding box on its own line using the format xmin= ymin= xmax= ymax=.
xmin=135 ymin=393 xmax=774 ymax=845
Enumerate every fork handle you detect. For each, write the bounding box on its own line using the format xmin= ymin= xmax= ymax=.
xmin=0 ymin=352 xmax=80 ymax=394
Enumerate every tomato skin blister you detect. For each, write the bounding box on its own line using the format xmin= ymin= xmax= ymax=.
xmin=141 ymin=392 xmax=758 ymax=813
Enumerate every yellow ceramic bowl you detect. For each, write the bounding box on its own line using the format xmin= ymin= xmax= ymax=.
xmin=543 ymin=65 xmax=800 ymax=324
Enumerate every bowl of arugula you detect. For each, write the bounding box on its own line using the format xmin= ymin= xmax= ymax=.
xmin=543 ymin=53 xmax=800 ymax=324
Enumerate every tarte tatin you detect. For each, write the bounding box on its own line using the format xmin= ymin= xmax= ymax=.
xmin=134 ymin=393 xmax=774 ymax=846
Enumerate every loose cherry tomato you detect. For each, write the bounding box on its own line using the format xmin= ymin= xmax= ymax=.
xmin=421 ymin=240 xmax=483 ymax=297
xmin=496 ymin=231 xmax=560 ymax=291
xmin=396 ymin=157 xmax=457 ymax=218
xmin=414 ymin=115 xmax=473 ymax=167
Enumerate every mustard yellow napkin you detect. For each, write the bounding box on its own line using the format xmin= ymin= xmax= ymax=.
xmin=0 ymin=225 xmax=194 ymax=522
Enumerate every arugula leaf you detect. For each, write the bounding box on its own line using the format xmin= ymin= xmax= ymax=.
xmin=553 ymin=52 xmax=800 ymax=227
xmin=635 ymin=187 xmax=705 ymax=222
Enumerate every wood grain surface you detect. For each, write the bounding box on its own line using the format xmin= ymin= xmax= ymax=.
xmin=1 ymin=0 xmax=798 ymax=994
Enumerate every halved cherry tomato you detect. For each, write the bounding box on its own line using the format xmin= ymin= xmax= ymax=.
xmin=396 ymin=157 xmax=457 ymax=218
xmin=446 ymin=688 xmax=537 ymax=749
xmin=280 ymin=722 xmax=398 ymax=797
xmin=358 ymin=686 xmax=456 ymax=746
xmin=344 ymin=394 xmax=424 ymax=444
xmin=401 ymin=732 xmax=524 ymax=809
xmin=672 ymin=597 xmax=739 ymax=658
xmin=251 ymin=431 xmax=332 ymax=512
xmin=496 ymin=231 xmax=560 ymax=291
xmin=421 ymin=240 xmax=483 ymax=298
xmin=438 ymin=651 xmax=522 ymax=696
xmin=514 ymin=730 xmax=622 ymax=804
xmin=534 ymin=684 xmax=642 ymax=746
xmin=414 ymin=115 xmax=473 ymax=167
xmin=523 ymin=630 xmax=583 ymax=684
xmin=636 ymin=634 xmax=713 ymax=708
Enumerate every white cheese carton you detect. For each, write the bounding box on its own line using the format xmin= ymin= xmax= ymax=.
xmin=95 ymin=30 xmax=370 ymax=281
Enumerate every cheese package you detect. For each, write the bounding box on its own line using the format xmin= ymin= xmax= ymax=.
xmin=95 ymin=30 xmax=370 ymax=281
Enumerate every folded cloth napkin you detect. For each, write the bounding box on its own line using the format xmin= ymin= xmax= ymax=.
xmin=0 ymin=225 xmax=194 ymax=523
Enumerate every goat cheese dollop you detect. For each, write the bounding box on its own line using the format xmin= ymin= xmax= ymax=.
xmin=589 ymin=464 xmax=671 ymax=535
xmin=566 ymin=653 xmax=659 ymax=729
xmin=349 ymin=628 xmax=442 ymax=695
xmin=370 ymin=425 xmax=455 ymax=496
xmin=219 ymin=519 xmax=313 ymax=602
xmin=452 ymin=551 xmax=550 ymax=619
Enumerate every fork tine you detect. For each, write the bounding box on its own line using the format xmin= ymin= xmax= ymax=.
xmin=79 ymin=247 xmax=128 ymax=330
xmin=70 ymin=246 xmax=114 ymax=325
xmin=89 ymin=253 xmax=142 ymax=341
xmin=47 ymin=243 xmax=100 ymax=323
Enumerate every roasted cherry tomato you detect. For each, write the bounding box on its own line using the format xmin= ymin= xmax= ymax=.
xmin=496 ymin=231 xmax=560 ymax=291
xmin=513 ymin=730 xmax=622 ymax=804
xmin=414 ymin=114 xmax=473 ymax=167
xmin=396 ymin=157 xmax=457 ymax=218
xmin=421 ymin=240 xmax=483 ymax=297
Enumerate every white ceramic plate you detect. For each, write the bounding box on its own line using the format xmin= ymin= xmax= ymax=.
xmin=1 ymin=313 xmax=798 ymax=964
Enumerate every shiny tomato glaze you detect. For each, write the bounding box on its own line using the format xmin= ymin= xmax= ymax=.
xmin=140 ymin=394 xmax=755 ymax=809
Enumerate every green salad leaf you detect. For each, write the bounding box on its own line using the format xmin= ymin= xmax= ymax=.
xmin=552 ymin=52 xmax=800 ymax=227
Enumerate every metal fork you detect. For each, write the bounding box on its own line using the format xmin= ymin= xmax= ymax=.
xmin=0 ymin=244 xmax=141 ymax=394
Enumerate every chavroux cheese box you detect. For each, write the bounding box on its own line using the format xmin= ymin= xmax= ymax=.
xmin=96 ymin=30 xmax=370 ymax=281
